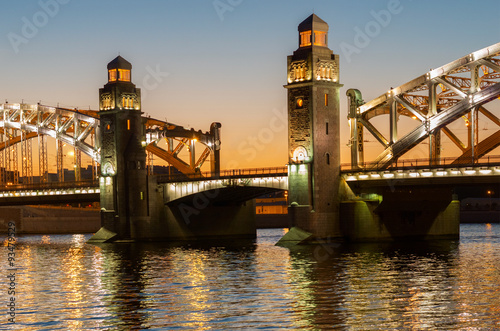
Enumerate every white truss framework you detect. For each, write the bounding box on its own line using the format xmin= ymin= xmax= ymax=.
xmin=348 ymin=42 xmax=500 ymax=169
xmin=0 ymin=104 xmax=221 ymax=178
xmin=0 ymin=104 xmax=100 ymax=162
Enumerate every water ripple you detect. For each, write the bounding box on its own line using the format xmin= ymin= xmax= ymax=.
xmin=1 ymin=226 xmax=499 ymax=329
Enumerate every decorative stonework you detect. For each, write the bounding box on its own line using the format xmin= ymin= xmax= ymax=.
xmin=292 ymin=146 xmax=308 ymax=162
xmin=315 ymin=59 xmax=338 ymax=82
xmin=288 ymin=60 xmax=309 ymax=83
xmin=100 ymin=93 xmax=113 ymax=110
xmin=288 ymin=87 xmax=312 ymax=161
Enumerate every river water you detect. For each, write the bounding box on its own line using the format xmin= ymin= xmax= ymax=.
xmin=1 ymin=224 xmax=500 ymax=330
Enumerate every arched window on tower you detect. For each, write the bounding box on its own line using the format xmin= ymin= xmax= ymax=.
xmin=326 ymin=153 xmax=330 ymax=165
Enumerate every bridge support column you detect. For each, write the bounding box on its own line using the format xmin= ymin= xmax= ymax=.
xmin=340 ymin=188 xmax=459 ymax=241
xmin=162 ymin=201 xmax=256 ymax=241
xmin=89 ymin=56 xmax=150 ymax=243
xmin=429 ymin=130 xmax=441 ymax=166
xmin=281 ymin=14 xmax=343 ymax=243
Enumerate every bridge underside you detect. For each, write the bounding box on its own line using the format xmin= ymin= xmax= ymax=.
xmin=167 ymin=186 xmax=284 ymax=206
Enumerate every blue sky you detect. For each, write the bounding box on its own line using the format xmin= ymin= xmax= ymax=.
xmin=1 ymin=0 xmax=499 ymax=168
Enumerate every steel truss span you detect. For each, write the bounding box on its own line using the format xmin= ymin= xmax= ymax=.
xmin=347 ymin=42 xmax=500 ymax=170
xmin=0 ymin=104 xmax=221 ymax=184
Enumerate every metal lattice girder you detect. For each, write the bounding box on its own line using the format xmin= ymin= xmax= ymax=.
xmin=348 ymin=42 xmax=500 ymax=169
xmin=0 ymin=103 xmax=222 ymax=178
xmin=38 ymin=134 xmax=48 ymax=183
xmin=12 ymin=131 xmax=18 ymax=184
xmin=373 ymin=82 xmax=500 ymax=168
xmin=75 ymin=148 xmax=82 ymax=181
xmin=195 ymin=147 xmax=211 ymax=170
xmin=145 ymin=120 xmax=222 ymax=176
xmin=146 ymin=143 xmax=196 ymax=175
xmin=21 ymin=133 xmax=33 ymax=184
xmin=0 ymin=104 xmax=100 ymax=163
xmin=145 ymin=118 xmax=221 ymax=151
xmin=57 ymin=139 xmax=64 ymax=182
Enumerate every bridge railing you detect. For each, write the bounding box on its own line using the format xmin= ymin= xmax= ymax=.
xmin=341 ymin=155 xmax=500 ymax=172
xmin=156 ymin=166 xmax=288 ymax=183
xmin=0 ymin=180 xmax=99 ymax=192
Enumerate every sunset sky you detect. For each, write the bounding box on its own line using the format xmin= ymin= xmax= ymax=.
xmin=1 ymin=0 xmax=498 ymax=170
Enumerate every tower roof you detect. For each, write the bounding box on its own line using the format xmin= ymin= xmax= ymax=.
xmin=107 ymin=55 xmax=132 ymax=70
xmin=298 ymin=14 xmax=329 ymax=32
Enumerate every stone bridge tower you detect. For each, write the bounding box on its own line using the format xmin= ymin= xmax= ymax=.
xmin=285 ymin=14 xmax=343 ymax=240
xmin=89 ymin=56 xmax=149 ymax=242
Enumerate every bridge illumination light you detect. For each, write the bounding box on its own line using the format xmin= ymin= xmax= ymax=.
xmin=436 ymin=171 xmax=447 ymax=176
xmin=464 ymin=169 xmax=476 ymax=175
xmin=409 ymin=172 xmax=419 ymax=178
xmin=370 ymin=173 xmax=381 ymax=178
xmin=382 ymin=173 xmax=394 ymax=179
xmin=421 ymin=171 xmax=433 ymax=177
xmin=479 ymin=169 xmax=492 ymax=175
xmin=358 ymin=174 xmax=369 ymax=180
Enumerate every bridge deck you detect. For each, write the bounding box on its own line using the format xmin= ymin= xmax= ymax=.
xmin=156 ymin=166 xmax=288 ymax=183
xmin=342 ymin=156 xmax=500 ymax=188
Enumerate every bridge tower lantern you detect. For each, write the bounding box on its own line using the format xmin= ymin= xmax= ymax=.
xmin=92 ymin=55 xmax=149 ymax=242
xmin=285 ymin=14 xmax=343 ymax=239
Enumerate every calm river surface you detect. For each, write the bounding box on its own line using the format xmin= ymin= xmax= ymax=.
xmin=1 ymin=224 xmax=500 ymax=330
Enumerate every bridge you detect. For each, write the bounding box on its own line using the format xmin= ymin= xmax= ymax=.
xmin=0 ymin=102 xmax=221 ymax=183
xmin=0 ymin=167 xmax=287 ymax=206
xmin=1 ymin=14 xmax=499 ymax=243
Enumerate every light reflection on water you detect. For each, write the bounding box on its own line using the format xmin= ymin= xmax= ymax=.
xmin=1 ymin=224 xmax=499 ymax=330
